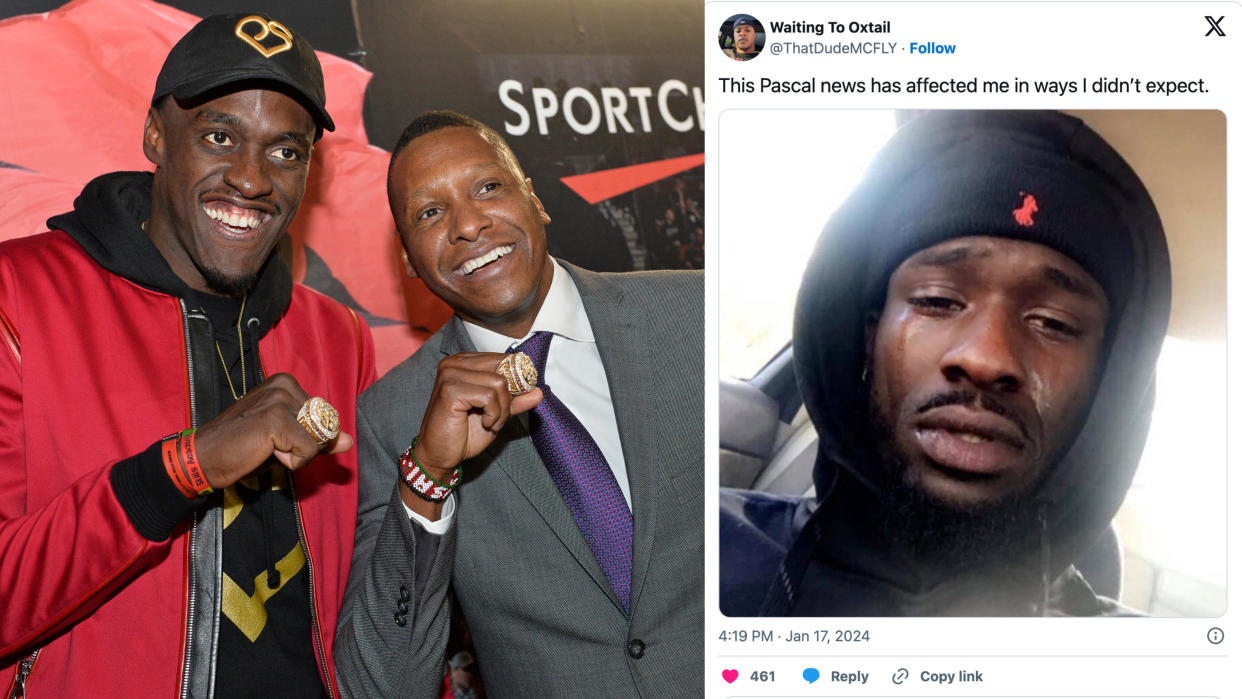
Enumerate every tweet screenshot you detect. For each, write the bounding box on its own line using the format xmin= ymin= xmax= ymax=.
xmin=708 ymin=1 xmax=1235 ymax=695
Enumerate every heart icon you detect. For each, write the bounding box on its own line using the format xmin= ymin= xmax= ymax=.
xmin=722 ymin=669 xmax=739 ymax=684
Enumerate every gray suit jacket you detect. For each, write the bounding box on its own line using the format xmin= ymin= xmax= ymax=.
xmin=335 ymin=264 xmax=704 ymax=697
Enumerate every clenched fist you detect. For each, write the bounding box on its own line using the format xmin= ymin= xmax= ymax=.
xmin=193 ymin=373 xmax=353 ymax=489
xmin=403 ymin=353 xmax=543 ymax=517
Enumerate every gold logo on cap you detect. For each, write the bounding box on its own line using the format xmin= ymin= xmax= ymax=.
xmin=234 ymin=16 xmax=294 ymax=58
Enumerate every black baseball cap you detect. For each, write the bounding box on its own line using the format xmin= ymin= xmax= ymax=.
xmin=733 ymin=17 xmax=759 ymax=30
xmin=151 ymin=12 xmax=335 ymax=138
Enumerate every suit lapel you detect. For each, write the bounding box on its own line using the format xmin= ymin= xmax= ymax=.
xmin=566 ymin=264 xmax=661 ymax=613
xmin=441 ymin=314 xmax=628 ymax=614
xmin=436 ymin=317 xmax=474 ymax=356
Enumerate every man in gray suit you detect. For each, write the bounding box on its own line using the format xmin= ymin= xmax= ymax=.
xmin=335 ymin=111 xmax=704 ymax=697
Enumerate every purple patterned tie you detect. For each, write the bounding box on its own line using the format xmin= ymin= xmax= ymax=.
xmin=513 ymin=331 xmax=633 ymax=614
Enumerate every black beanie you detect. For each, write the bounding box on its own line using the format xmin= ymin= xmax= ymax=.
xmin=858 ymin=112 xmax=1135 ymax=316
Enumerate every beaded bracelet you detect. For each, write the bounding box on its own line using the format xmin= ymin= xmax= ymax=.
xmin=161 ymin=428 xmax=213 ymax=499
xmin=398 ymin=436 xmax=461 ymax=502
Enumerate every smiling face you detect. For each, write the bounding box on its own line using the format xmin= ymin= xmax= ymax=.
xmin=733 ymin=24 xmax=756 ymax=52
xmin=868 ymin=236 xmax=1108 ymax=507
xmin=389 ymin=126 xmax=554 ymax=337
xmin=143 ymin=88 xmax=315 ymax=296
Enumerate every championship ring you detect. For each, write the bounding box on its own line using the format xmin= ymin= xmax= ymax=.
xmin=297 ymin=396 xmax=340 ymax=444
xmin=496 ymin=352 xmax=538 ymax=395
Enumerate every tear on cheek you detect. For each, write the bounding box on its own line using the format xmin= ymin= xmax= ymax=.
xmin=1029 ymin=376 xmax=1048 ymax=414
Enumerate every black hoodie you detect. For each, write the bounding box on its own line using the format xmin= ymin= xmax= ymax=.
xmin=721 ymin=111 xmax=1171 ymax=616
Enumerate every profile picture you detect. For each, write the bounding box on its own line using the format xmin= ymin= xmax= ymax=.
xmin=719 ymin=14 xmax=764 ymax=61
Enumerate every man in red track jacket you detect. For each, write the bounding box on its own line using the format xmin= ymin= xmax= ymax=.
xmin=0 ymin=13 xmax=375 ymax=696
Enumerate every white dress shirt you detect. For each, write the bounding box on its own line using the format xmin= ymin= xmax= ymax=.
xmin=406 ymin=260 xmax=631 ymax=531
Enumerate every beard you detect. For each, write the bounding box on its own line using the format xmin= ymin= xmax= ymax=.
xmin=200 ymin=264 xmax=260 ymax=298
xmin=866 ymin=389 xmax=1044 ymax=571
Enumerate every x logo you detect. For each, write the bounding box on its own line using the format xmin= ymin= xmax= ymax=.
xmin=1205 ymin=16 xmax=1226 ymax=37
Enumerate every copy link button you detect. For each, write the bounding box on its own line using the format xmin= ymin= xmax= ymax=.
xmin=892 ymin=667 xmax=909 ymax=685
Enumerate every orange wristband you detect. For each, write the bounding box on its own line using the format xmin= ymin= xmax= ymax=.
xmin=161 ymin=428 xmax=212 ymax=499
xmin=160 ymin=437 xmax=193 ymax=498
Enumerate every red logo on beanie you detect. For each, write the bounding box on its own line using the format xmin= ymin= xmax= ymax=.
xmin=1013 ymin=192 xmax=1039 ymax=227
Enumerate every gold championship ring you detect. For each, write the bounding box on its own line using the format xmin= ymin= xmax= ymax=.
xmin=297 ymin=396 xmax=340 ymax=444
xmin=496 ymin=352 xmax=538 ymax=395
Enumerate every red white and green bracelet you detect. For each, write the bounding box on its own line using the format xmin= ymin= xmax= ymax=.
xmin=399 ymin=436 xmax=462 ymax=502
